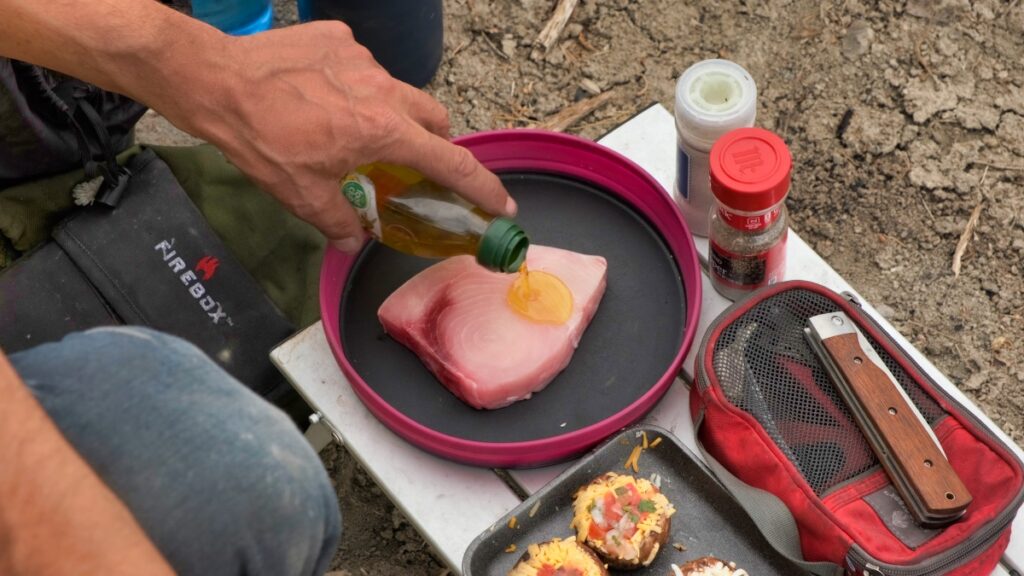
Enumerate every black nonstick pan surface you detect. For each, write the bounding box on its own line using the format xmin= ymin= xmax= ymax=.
xmin=319 ymin=130 xmax=703 ymax=467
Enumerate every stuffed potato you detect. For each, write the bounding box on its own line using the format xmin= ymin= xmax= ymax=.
xmin=570 ymin=472 xmax=675 ymax=569
xmin=507 ymin=538 xmax=609 ymax=576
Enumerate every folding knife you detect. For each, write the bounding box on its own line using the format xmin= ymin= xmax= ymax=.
xmin=805 ymin=311 xmax=972 ymax=527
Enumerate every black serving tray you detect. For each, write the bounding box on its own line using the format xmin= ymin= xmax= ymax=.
xmin=462 ymin=425 xmax=806 ymax=575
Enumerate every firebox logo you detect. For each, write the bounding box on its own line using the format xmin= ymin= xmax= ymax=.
xmin=196 ymin=256 xmax=220 ymax=281
xmin=154 ymin=239 xmax=233 ymax=326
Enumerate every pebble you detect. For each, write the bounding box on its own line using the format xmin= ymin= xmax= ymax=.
xmin=841 ymin=20 xmax=874 ymax=59
xmin=875 ymin=302 xmax=897 ymax=320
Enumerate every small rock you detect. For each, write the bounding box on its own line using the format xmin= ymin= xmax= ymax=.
xmin=992 ymin=336 xmax=1011 ymax=351
xmin=981 ymin=279 xmax=1000 ymax=296
xmin=841 ymin=20 xmax=874 ymax=59
xmin=579 ymin=78 xmax=602 ymax=95
xmin=501 ymin=35 xmax=517 ymax=58
xmin=875 ymin=302 xmax=897 ymax=320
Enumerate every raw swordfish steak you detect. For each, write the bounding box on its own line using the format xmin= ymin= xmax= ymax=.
xmin=378 ymin=245 xmax=608 ymax=410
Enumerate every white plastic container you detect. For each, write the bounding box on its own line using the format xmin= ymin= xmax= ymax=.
xmin=674 ymin=59 xmax=758 ymax=237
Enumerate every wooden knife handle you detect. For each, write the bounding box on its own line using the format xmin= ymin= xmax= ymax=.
xmin=821 ymin=333 xmax=972 ymax=519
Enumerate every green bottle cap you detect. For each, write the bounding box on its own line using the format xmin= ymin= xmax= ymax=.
xmin=478 ymin=217 xmax=529 ymax=273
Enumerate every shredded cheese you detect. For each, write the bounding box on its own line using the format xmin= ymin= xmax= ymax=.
xmin=528 ymin=500 xmax=542 ymax=518
xmin=508 ymin=516 xmax=518 ymax=529
xmin=642 ymin=431 xmax=649 ymax=449
xmin=506 ymin=539 xmax=605 ymax=576
xmin=624 ymin=445 xmax=642 ymax=472
xmin=650 ymin=436 xmax=663 ymax=448
xmin=505 ymin=544 xmax=517 ymax=553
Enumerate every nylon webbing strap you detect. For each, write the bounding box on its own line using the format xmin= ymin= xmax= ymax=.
xmin=693 ymin=416 xmax=846 ymax=576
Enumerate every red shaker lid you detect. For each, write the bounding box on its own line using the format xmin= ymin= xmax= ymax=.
xmin=709 ymin=128 xmax=792 ymax=212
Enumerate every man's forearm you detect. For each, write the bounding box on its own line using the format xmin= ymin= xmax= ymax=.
xmin=0 ymin=0 xmax=233 ymax=140
xmin=0 ymin=350 xmax=175 ymax=575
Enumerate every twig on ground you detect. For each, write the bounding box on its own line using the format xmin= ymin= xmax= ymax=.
xmin=532 ymin=0 xmax=580 ymax=59
xmin=450 ymin=37 xmax=472 ymax=58
xmin=920 ymin=197 xmax=935 ymax=223
xmin=479 ymin=33 xmax=510 ymax=60
xmin=914 ymin=36 xmax=942 ymax=88
xmin=952 ymin=167 xmax=989 ymax=278
xmin=971 ymin=161 xmax=1024 ymax=172
xmin=530 ymin=90 xmax=616 ymax=132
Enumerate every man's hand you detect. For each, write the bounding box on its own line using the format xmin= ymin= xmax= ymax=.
xmin=0 ymin=2 xmax=515 ymax=253
xmin=155 ymin=21 xmax=516 ymax=253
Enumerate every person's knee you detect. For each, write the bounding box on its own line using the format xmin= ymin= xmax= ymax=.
xmin=11 ymin=326 xmax=342 ymax=575
xmin=225 ymin=430 xmax=343 ymax=575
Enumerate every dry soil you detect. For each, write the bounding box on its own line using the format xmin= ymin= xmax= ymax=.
xmin=135 ymin=1 xmax=1024 ymax=574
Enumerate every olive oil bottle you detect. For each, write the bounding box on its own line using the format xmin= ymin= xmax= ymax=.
xmin=341 ymin=163 xmax=528 ymax=273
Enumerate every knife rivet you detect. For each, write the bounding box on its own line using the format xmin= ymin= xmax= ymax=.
xmin=924 ymin=459 xmax=933 ymax=468
xmin=888 ymin=407 xmax=897 ymax=415
xmin=946 ymin=492 xmax=955 ymax=500
xmin=831 ymin=315 xmax=844 ymax=326
xmin=854 ymin=356 xmax=863 ymax=365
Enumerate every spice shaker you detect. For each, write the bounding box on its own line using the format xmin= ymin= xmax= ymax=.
xmin=708 ymin=127 xmax=791 ymax=300
xmin=674 ymin=59 xmax=758 ymax=237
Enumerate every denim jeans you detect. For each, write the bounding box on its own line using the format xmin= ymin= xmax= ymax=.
xmin=9 ymin=326 xmax=341 ymax=576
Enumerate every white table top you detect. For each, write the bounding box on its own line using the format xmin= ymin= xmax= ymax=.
xmin=271 ymin=104 xmax=1023 ymax=576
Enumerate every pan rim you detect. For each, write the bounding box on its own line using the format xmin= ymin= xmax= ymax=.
xmin=319 ymin=128 xmax=702 ymax=468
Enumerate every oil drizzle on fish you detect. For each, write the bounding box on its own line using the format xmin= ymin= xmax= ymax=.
xmin=507 ymin=263 xmax=573 ymax=324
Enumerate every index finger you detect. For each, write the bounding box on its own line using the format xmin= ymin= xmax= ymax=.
xmin=380 ymin=120 xmax=516 ymax=218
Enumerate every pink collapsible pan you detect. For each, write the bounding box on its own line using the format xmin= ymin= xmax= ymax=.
xmin=319 ymin=129 xmax=701 ymax=468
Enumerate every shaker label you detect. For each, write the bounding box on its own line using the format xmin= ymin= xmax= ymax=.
xmin=342 ymin=173 xmax=382 ymax=238
xmin=719 ymin=206 xmax=781 ymax=231
xmin=709 ymin=231 xmax=787 ymax=292
xmin=676 ymin=142 xmax=691 ymax=200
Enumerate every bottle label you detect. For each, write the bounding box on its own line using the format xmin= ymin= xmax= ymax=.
xmin=676 ymin=142 xmax=691 ymax=200
xmin=341 ymin=173 xmax=382 ymax=238
xmin=719 ymin=206 xmax=781 ymax=232
xmin=709 ymin=231 xmax=787 ymax=292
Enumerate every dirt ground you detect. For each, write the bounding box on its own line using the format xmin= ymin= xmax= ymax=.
xmin=135 ymin=0 xmax=1024 ymax=574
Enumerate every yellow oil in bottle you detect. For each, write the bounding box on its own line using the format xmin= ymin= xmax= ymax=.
xmin=342 ymin=163 xmax=528 ymax=272
xmin=507 ymin=264 xmax=574 ymax=324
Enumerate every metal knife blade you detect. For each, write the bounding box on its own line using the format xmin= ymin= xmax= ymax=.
xmin=804 ymin=311 xmax=972 ymax=527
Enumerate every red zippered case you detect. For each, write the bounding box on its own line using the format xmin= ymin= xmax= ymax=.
xmin=690 ymin=280 xmax=1024 ymax=575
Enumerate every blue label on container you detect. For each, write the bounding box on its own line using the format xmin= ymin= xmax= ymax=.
xmin=677 ymin=143 xmax=690 ymax=199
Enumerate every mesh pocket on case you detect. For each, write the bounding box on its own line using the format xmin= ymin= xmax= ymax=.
xmin=711 ymin=288 xmax=945 ymax=496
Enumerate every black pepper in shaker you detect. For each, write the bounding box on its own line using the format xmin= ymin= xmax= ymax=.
xmin=707 ymin=128 xmax=792 ymax=301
